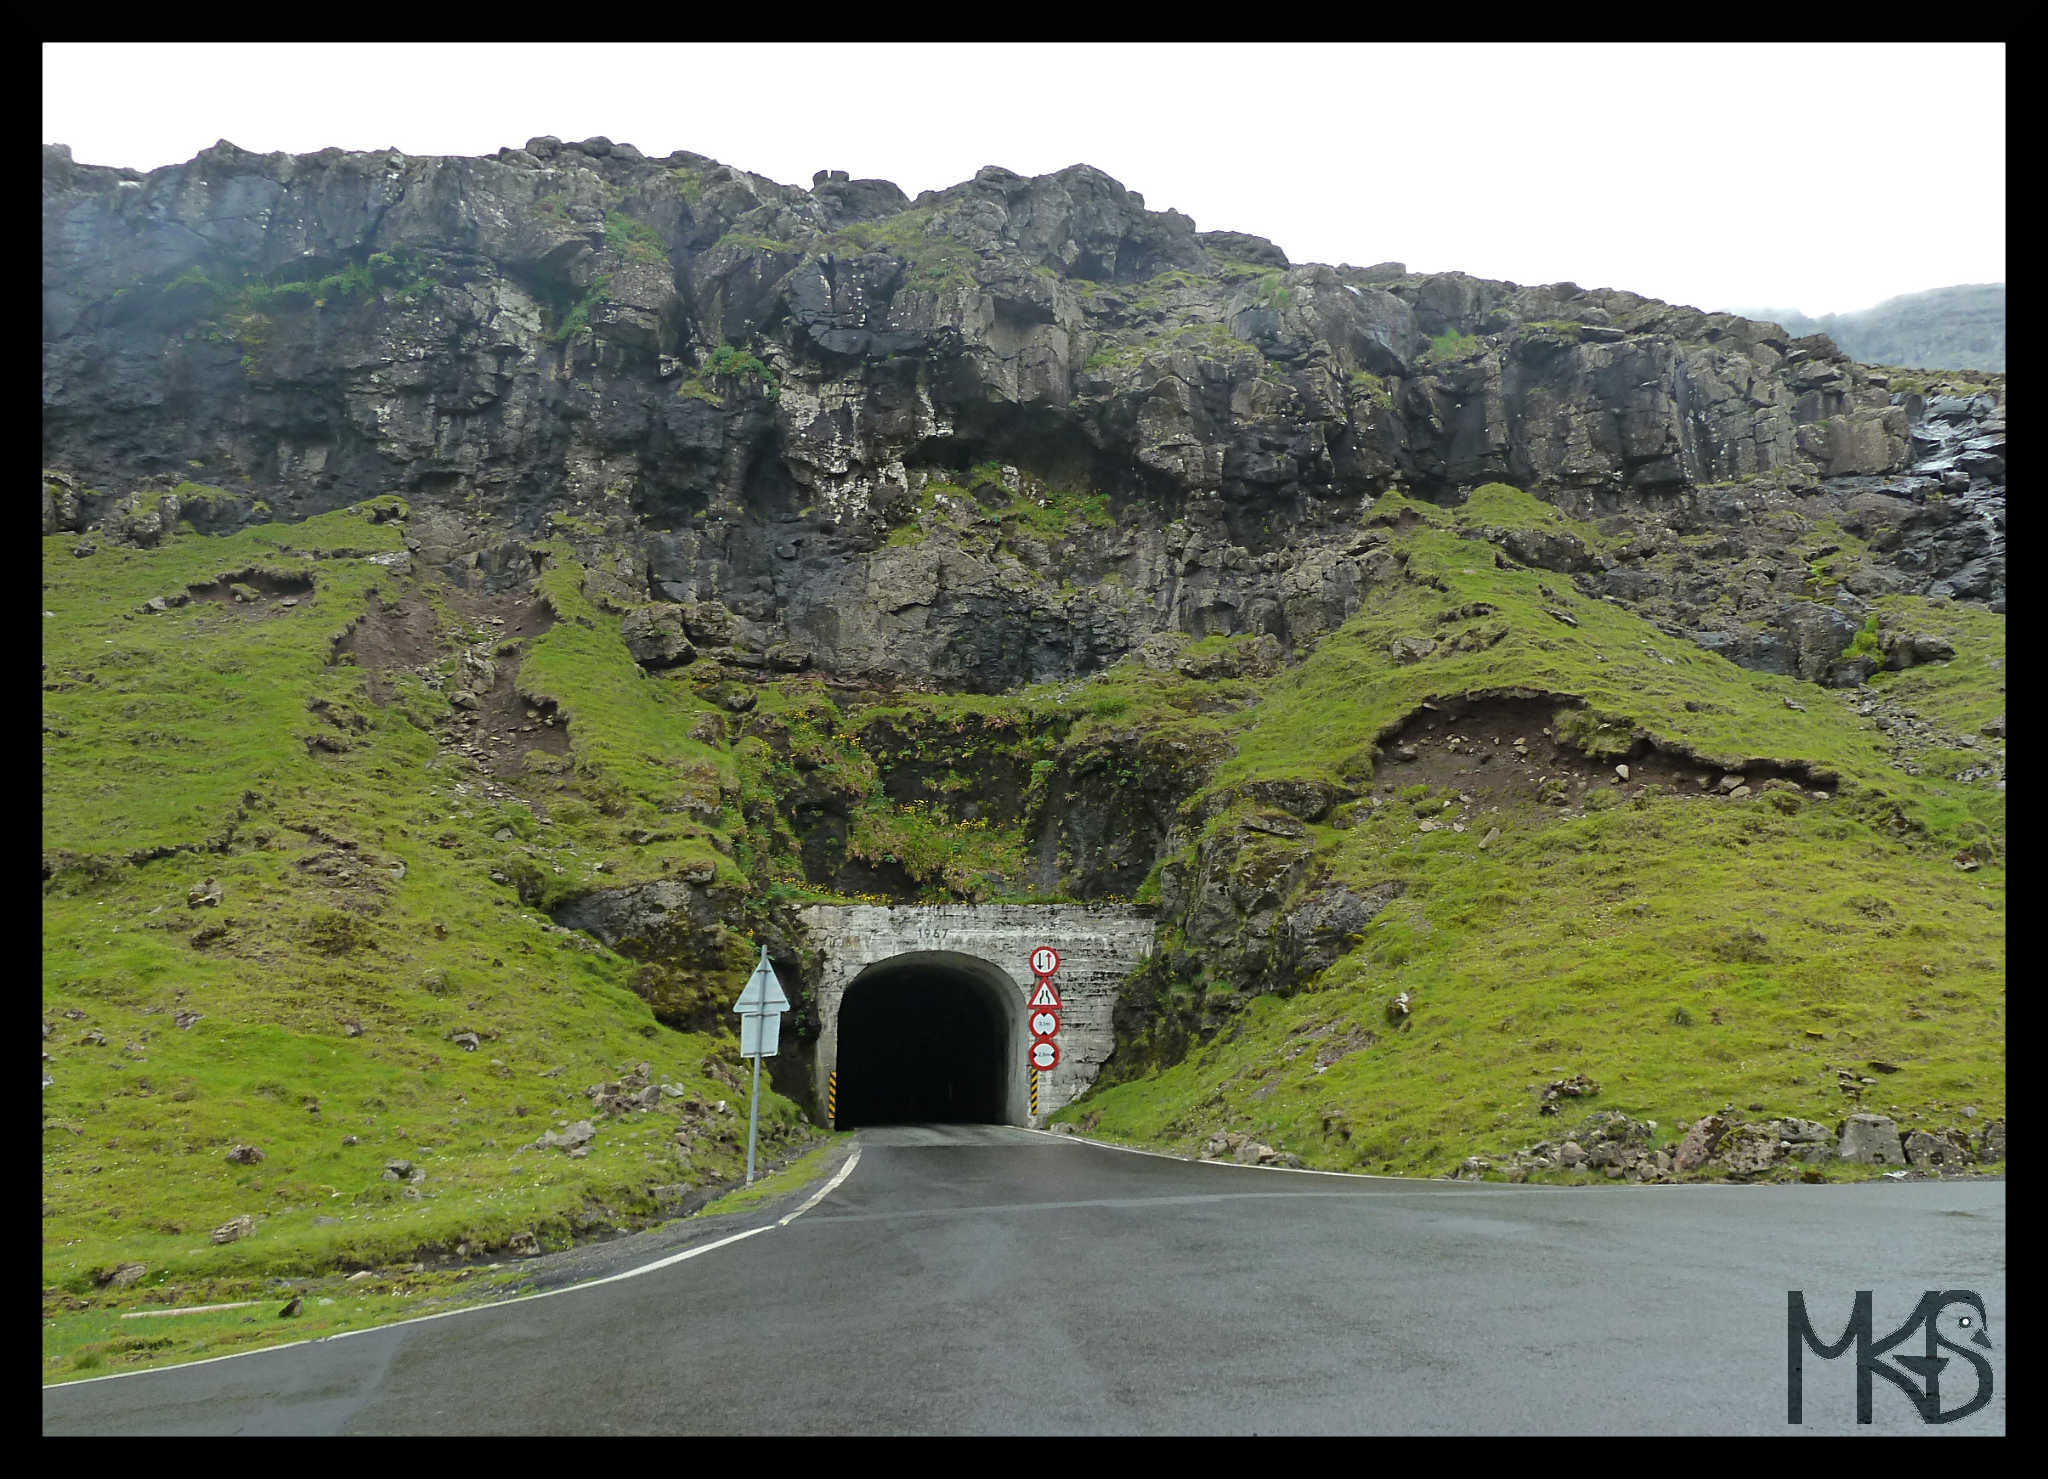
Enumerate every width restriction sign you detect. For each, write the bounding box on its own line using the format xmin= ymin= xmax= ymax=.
xmin=1029 ymin=1038 xmax=1060 ymax=1072
xmin=1029 ymin=1009 xmax=1060 ymax=1039
xmin=1026 ymin=977 xmax=1063 ymax=1010
xmin=1029 ymin=946 xmax=1060 ymax=977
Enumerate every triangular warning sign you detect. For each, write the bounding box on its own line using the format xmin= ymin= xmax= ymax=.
xmin=1028 ymin=979 xmax=1063 ymax=1010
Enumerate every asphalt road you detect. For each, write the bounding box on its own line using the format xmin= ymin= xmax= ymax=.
xmin=43 ymin=1126 xmax=2005 ymax=1435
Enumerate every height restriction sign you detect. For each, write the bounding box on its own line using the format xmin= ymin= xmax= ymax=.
xmin=1029 ymin=946 xmax=1060 ymax=977
xmin=1029 ymin=1009 xmax=1060 ymax=1039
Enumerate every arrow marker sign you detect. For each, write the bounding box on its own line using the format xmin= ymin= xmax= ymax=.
xmin=1027 ymin=978 xmax=1062 ymax=1010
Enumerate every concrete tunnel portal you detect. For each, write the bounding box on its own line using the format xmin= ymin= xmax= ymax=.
xmin=833 ymin=952 xmax=1023 ymax=1127
xmin=799 ymin=904 xmax=1158 ymax=1129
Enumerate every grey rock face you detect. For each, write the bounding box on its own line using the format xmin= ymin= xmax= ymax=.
xmin=1836 ymin=1113 xmax=1907 ymax=1165
xmin=1978 ymin=1119 xmax=2005 ymax=1161
xmin=42 ymin=142 xmax=1987 ymax=692
xmin=1902 ymin=1129 xmax=1972 ymax=1170
xmin=621 ymin=603 xmax=696 ymax=668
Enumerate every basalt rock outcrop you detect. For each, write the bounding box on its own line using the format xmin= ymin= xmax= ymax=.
xmin=43 ymin=138 xmax=1998 ymax=693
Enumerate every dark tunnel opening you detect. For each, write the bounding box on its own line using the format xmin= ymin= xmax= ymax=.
xmin=835 ymin=956 xmax=1013 ymax=1127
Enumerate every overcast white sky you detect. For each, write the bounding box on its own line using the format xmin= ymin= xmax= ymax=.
xmin=44 ymin=42 xmax=2004 ymax=317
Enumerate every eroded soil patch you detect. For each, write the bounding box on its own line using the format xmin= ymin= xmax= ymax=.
xmin=451 ymin=672 xmax=572 ymax=782
xmin=1375 ymin=693 xmax=1833 ymax=811
xmin=186 ymin=567 xmax=315 ymax=605
xmin=433 ymin=590 xmax=567 ymax=787
xmin=329 ymin=591 xmax=442 ymax=703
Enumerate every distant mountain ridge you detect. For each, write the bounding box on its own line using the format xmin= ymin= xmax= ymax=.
xmin=1742 ymin=284 xmax=2004 ymax=373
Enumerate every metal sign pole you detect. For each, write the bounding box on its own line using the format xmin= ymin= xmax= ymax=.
xmin=746 ymin=1048 xmax=762 ymax=1185
xmin=732 ymin=943 xmax=789 ymax=1189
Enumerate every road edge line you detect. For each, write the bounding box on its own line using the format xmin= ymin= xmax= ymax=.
xmin=1016 ymin=1126 xmax=1771 ymax=1191
xmin=1015 ymin=1126 xmax=1411 ymax=1179
xmin=47 ymin=1141 xmax=869 ymax=1392
xmin=779 ymin=1146 xmax=861 ymax=1226
xmin=43 ymin=1222 xmax=776 ymax=1392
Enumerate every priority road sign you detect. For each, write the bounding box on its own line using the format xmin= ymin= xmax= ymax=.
xmin=1026 ymin=978 xmax=1062 ymax=1010
xmin=1029 ymin=946 xmax=1060 ymax=977
xmin=1029 ymin=1038 xmax=1060 ymax=1071
xmin=1029 ymin=1009 xmax=1060 ymax=1039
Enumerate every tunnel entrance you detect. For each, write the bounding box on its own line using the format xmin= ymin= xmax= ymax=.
xmin=833 ymin=951 xmax=1020 ymax=1127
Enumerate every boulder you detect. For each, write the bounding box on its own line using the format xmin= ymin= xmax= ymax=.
xmin=1709 ymin=1122 xmax=1784 ymax=1178
xmin=1902 ymin=1129 xmax=1973 ymax=1171
xmin=622 ymin=604 xmax=697 ymax=669
xmin=1881 ymin=631 xmax=1955 ymax=670
xmin=1836 ymin=1113 xmax=1907 ymax=1166
xmin=1671 ymin=1113 xmax=1726 ymax=1173
xmin=528 ymin=1119 xmax=597 ymax=1154
xmin=211 ymin=1213 xmax=256 ymax=1244
xmin=1977 ymin=1119 xmax=2006 ymax=1161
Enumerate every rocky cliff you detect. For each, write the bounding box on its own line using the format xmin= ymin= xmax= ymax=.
xmin=43 ymin=136 xmax=2000 ymax=695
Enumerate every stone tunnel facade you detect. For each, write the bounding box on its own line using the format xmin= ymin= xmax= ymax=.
xmin=797 ymin=903 xmax=1158 ymax=1126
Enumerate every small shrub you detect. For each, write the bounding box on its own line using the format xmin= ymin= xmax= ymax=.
xmin=1419 ymin=329 xmax=1484 ymax=365
xmin=603 ymin=211 xmax=667 ymax=265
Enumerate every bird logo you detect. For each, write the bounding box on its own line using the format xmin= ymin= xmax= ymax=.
xmin=1789 ymin=1289 xmax=1995 ymax=1424
xmin=1879 ymin=1293 xmax=1994 ymax=1424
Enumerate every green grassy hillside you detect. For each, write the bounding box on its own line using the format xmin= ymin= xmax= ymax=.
xmin=41 ymin=501 xmax=811 ymax=1322
xmin=1049 ymin=487 xmax=2003 ymax=1171
xmin=43 ymin=476 xmax=2004 ymax=1349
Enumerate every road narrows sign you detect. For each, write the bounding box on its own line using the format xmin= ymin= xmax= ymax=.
xmin=1027 ymin=978 xmax=1062 ymax=1010
xmin=1029 ymin=946 xmax=1060 ymax=977
xmin=1029 ymin=1039 xmax=1060 ymax=1071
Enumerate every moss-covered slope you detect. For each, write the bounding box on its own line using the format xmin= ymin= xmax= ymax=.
xmin=1051 ymin=486 xmax=2004 ymax=1176
xmin=41 ymin=502 xmax=814 ymax=1305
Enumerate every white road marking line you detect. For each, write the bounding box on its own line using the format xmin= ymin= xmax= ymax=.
xmin=779 ymin=1147 xmax=861 ymax=1225
xmin=46 ymin=1145 xmax=866 ymax=1391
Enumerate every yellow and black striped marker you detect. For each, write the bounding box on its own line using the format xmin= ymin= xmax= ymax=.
xmin=828 ymin=1070 xmax=837 ymax=1128
xmin=1030 ymin=1071 xmax=1039 ymax=1118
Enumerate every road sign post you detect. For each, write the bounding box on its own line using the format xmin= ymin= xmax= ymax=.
xmin=732 ymin=945 xmax=791 ymax=1186
xmin=1027 ymin=946 xmax=1063 ymax=1122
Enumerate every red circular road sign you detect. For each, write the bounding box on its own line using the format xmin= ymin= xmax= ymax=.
xmin=1029 ymin=1010 xmax=1060 ymax=1039
xmin=1029 ymin=1039 xmax=1060 ymax=1071
xmin=1029 ymin=946 xmax=1060 ymax=976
